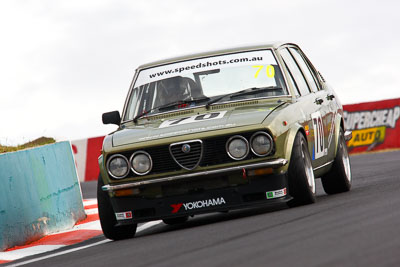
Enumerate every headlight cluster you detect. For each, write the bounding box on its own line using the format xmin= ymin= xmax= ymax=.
xmin=226 ymin=131 xmax=273 ymax=160
xmin=107 ymin=151 xmax=152 ymax=179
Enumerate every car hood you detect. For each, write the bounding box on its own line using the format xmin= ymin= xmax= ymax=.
xmin=112 ymin=104 xmax=281 ymax=147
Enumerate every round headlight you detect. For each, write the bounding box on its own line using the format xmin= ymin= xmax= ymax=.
xmin=130 ymin=151 xmax=152 ymax=175
xmin=250 ymin=132 xmax=273 ymax=156
xmin=226 ymin=135 xmax=249 ymax=160
xmin=107 ymin=154 xmax=129 ymax=179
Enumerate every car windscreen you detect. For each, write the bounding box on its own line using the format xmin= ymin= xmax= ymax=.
xmin=123 ymin=49 xmax=287 ymax=121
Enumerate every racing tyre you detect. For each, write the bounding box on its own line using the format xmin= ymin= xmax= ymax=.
xmin=321 ymin=129 xmax=352 ymax=194
xmin=288 ymin=132 xmax=316 ymax=207
xmin=163 ymin=216 xmax=189 ymax=225
xmin=97 ymin=175 xmax=137 ymax=240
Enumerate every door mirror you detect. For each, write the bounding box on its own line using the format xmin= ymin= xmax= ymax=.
xmin=102 ymin=111 xmax=121 ymax=125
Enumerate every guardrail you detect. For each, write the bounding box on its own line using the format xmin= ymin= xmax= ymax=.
xmin=0 ymin=141 xmax=86 ymax=251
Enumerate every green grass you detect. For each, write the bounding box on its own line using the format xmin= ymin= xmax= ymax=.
xmin=0 ymin=137 xmax=56 ymax=154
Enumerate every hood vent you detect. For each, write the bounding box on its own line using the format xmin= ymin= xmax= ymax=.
xmin=211 ymin=100 xmax=259 ymax=110
xmin=148 ymin=109 xmax=194 ymax=121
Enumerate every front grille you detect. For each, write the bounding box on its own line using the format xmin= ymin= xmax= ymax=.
xmin=108 ymin=130 xmax=274 ymax=179
xmin=169 ymin=140 xmax=203 ymax=170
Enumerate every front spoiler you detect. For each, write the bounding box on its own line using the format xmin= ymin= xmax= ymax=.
xmin=102 ymin=158 xmax=288 ymax=192
xmin=111 ymin=171 xmax=290 ymax=224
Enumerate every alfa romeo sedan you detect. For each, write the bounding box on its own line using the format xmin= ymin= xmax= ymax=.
xmin=98 ymin=42 xmax=352 ymax=240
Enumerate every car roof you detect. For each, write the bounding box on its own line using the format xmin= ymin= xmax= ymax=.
xmin=137 ymin=42 xmax=296 ymax=70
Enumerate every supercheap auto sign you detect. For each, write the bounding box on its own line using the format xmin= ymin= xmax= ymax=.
xmin=343 ymin=98 xmax=400 ymax=153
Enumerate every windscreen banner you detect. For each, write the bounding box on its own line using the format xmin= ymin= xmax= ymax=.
xmin=343 ymin=98 xmax=400 ymax=153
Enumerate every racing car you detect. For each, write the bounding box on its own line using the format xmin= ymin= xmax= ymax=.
xmin=98 ymin=42 xmax=352 ymax=240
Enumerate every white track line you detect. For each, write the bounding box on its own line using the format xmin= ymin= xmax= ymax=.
xmin=8 ymin=240 xmax=110 ymax=267
xmin=5 ymin=220 xmax=162 ymax=266
xmin=0 ymin=245 xmax=65 ymax=261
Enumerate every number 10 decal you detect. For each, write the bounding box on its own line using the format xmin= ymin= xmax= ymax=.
xmin=311 ymin=111 xmax=325 ymax=160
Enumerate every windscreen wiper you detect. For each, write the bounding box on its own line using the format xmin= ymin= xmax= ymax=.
xmin=205 ymin=86 xmax=282 ymax=109
xmin=230 ymin=86 xmax=283 ymax=98
xmin=133 ymin=97 xmax=210 ymax=123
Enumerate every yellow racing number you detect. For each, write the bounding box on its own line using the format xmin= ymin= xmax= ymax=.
xmin=266 ymin=65 xmax=275 ymax=78
xmin=252 ymin=65 xmax=264 ymax=78
xmin=252 ymin=65 xmax=275 ymax=78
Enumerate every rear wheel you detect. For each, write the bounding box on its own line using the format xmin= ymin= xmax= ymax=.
xmin=97 ymin=174 xmax=137 ymax=240
xmin=288 ymin=132 xmax=316 ymax=207
xmin=321 ymin=129 xmax=352 ymax=194
xmin=163 ymin=216 xmax=189 ymax=225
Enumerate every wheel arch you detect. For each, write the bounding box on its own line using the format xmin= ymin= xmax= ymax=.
xmin=333 ymin=113 xmax=345 ymax=158
xmin=281 ymin=123 xmax=308 ymax=171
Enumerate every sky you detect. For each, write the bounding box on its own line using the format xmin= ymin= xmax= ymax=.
xmin=1 ymin=0 xmax=399 ymax=145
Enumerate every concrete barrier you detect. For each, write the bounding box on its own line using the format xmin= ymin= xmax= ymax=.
xmin=0 ymin=141 xmax=86 ymax=251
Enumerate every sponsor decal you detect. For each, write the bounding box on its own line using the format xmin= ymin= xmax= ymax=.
xmin=159 ymin=111 xmax=227 ymax=128
xmin=344 ymin=106 xmax=400 ymax=130
xmin=170 ymin=197 xmax=226 ymax=213
xmin=266 ymin=188 xmax=287 ymax=199
xmin=305 ymin=125 xmax=310 ymax=136
xmin=170 ymin=203 xmax=183 ymax=214
xmin=311 ymin=111 xmax=325 ymax=160
xmin=135 ymin=50 xmax=277 ymax=87
xmin=344 ymin=106 xmax=400 ymax=149
xmin=115 ymin=211 xmax=133 ymax=220
xmin=347 ymin=126 xmax=386 ymax=147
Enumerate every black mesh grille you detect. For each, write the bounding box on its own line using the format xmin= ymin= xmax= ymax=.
xmin=170 ymin=141 xmax=202 ymax=170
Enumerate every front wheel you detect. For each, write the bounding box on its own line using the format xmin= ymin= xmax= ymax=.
xmin=321 ymin=129 xmax=352 ymax=194
xmin=287 ymin=132 xmax=316 ymax=207
xmin=97 ymin=174 xmax=137 ymax=240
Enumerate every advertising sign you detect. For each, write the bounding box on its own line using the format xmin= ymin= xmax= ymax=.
xmin=343 ymin=98 xmax=400 ymax=153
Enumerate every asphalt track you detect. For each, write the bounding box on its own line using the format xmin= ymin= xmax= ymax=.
xmin=9 ymin=150 xmax=400 ymax=266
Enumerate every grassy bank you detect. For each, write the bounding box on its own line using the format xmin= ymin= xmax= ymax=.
xmin=0 ymin=137 xmax=56 ymax=154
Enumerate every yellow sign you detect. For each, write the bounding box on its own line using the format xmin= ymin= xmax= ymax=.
xmin=348 ymin=126 xmax=386 ymax=147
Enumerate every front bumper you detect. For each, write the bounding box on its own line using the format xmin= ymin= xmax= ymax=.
xmin=109 ymin=166 xmax=290 ymax=225
xmin=102 ymin=158 xmax=288 ymax=192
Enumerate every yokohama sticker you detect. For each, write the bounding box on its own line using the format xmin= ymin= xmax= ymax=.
xmin=171 ymin=197 xmax=226 ymax=213
xmin=115 ymin=211 xmax=133 ymax=220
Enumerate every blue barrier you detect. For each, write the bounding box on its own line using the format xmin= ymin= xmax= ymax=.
xmin=0 ymin=141 xmax=86 ymax=251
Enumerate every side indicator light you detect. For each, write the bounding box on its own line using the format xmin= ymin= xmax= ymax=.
xmin=115 ymin=188 xmax=138 ymax=197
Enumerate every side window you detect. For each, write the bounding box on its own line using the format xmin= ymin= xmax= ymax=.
xmin=280 ymin=48 xmax=310 ymax=96
xmin=282 ymin=60 xmax=300 ymax=97
xmin=289 ymin=47 xmax=320 ymax=92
